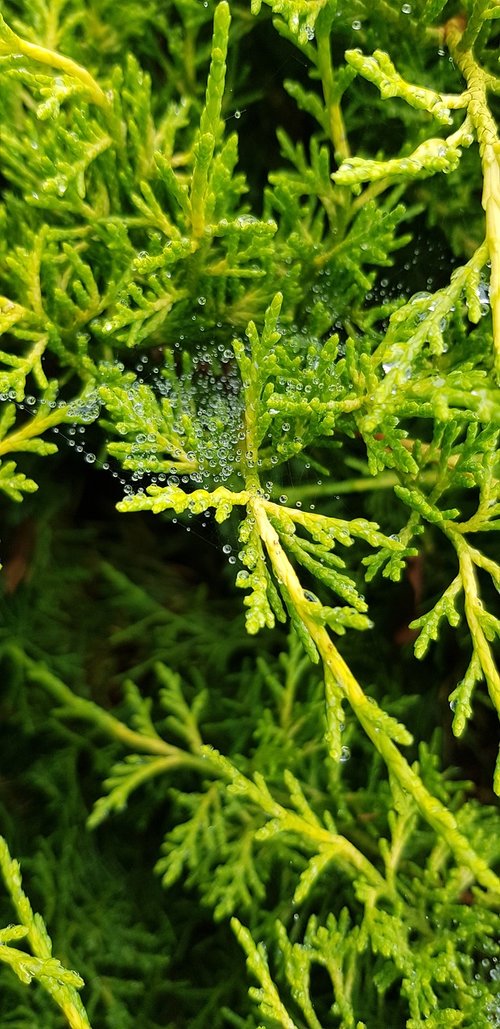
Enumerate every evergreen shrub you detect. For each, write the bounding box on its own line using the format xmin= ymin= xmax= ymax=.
xmin=0 ymin=0 xmax=499 ymax=1025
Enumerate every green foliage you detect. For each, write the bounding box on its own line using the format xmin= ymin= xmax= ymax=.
xmin=0 ymin=836 xmax=89 ymax=1028
xmin=0 ymin=0 xmax=500 ymax=1025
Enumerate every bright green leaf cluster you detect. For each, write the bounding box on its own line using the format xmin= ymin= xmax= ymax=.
xmin=1 ymin=0 xmax=500 ymax=1025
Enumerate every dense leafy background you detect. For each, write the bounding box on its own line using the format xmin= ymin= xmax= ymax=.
xmin=0 ymin=0 xmax=499 ymax=1026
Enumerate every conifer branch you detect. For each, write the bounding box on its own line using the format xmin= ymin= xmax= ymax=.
xmin=10 ymin=648 xmax=207 ymax=770
xmin=0 ymin=13 xmax=109 ymax=111
xmin=251 ymin=497 xmax=500 ymax=893
xmin=0 ymin=837 xmax=91 ymax=1029
xmin=0 ymin=0 xmax=499 ymax=1022
xmin=446 ymin=16 xmax=500 ymax=377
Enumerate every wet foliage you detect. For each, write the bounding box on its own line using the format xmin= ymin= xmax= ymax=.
xmin=0 ymin=0 xmax=499 ymax=1026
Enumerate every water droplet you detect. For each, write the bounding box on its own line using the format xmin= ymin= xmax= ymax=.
xmin=340 ymin=746 xmax=351 ymax=763
xmin=234 ymin=109 xmax=241 ymax=120
xmin=197 ymin=296 xmax=207 ymax=306
xmin=352 ymin=19 xmax=361 ymax=29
